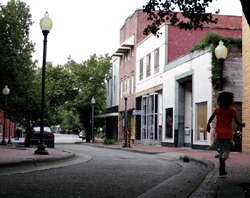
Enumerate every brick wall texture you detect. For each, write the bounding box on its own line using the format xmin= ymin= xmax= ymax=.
xmin=242 ymin=14 xmax=250 ymax=154
xmin=224 ymin=46 xmax=242 ymax=100
xmin=0 ymin=111 xmax=15 ymax=138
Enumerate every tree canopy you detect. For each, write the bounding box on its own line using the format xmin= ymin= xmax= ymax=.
xmin=70 ymin=54 xmax=112 ymax=142
xmin=0 ymin=0 xmax=39 ymax=126
xmin=143 ymin=0 xmax=247 ymax=36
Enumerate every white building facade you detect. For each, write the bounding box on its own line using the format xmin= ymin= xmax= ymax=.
xmin=162 ymin=47 xmax=213 ymax=148
xmin=136 ymin=24 xmax=214 ymax=148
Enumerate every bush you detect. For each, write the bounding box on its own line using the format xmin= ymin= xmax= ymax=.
xmin=102 ymin=137 xmax=115 ymax=144
xmin=206 ymin=143 xmax=218 ymax=151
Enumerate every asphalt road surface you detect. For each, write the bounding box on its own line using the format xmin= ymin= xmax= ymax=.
xmin=0 ymin=144 xmax=206 ymax=198
xmin=54 ymin=133 xmax=81 ymax=143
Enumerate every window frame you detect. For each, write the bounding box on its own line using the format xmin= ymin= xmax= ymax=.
xmin=154 ymin=48 xmax=159 ymax=74
xmin=140 ymin=58 xmax=143 ymax=81
xmin=146 ymin=53 xmax=151 ymax=77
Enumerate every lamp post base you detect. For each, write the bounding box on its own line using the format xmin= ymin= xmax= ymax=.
xmin=7 ymin=140 xmax=12 ymax=144
xmin=1 ymin=141 xmax=7 ymax=145
xmin=34 ymin=144 xmax=48 ymax=155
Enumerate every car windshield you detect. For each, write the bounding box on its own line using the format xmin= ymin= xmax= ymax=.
xmin=33 ymin=127 xmax=52 ymax=133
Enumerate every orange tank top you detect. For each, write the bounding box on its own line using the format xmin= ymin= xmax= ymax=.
xmin=215 ymin=106 xmax=236 ymax=139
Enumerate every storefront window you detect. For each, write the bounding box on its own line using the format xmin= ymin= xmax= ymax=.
xmin=232 ymin=102 xmax=242 ymax=132
xmin=196 ymin=102 xmax=207 ymax=141
xmin=148 ymin=115 xmax=154 ymax=139
xmin=165 ymin=108 xmax=173 ymax=138
xmin=142 ymin=115 xmax=146 ymax=139
xmin=148 ymin=95 xmax=154 ymax=114
xmin=142 ymin=98 xmax=147 ymax=115
xmin=141 ymin=93 xmax=158 ymax=140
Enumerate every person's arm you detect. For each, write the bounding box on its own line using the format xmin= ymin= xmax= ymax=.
xmin=206 ymin=111 xmax=217 ymax=133
xmin=233 ymin=114 xmax=245 ymax=127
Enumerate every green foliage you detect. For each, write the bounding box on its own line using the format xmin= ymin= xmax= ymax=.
xmin=45 ymin=62 xmax=77 ymax=114
xmin=143 ymin=0 xmax=219 ymax=36
xmin=189 ymin=31 xmax=242 ymax=92
xmin=70 ymin=54 xmax=112 ymax=142
xmin=206 ymin=142 xmax=238 ymax=152
xmin=206 ymin=143 xmax=218 ymax=151
xmin=0 ymin=0 xmax=39 ymax=127
xmin=102 ymin=137 xmax=115 ymax=145
xmin=59 ymin=108 xmax=81 ymax=134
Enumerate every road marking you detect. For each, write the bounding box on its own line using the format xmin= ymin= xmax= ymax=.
xmin=57 ymin=135 xmax=64 ymax=140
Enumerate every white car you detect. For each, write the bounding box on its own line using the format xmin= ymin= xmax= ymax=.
xmin=79 ymin=130 xmax=86 ymax=139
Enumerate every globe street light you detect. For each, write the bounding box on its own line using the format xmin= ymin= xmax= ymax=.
xmin=35 ymin=12 xmax=52 ymax=155
xmin=91 ymin=96 xmax=96 ymax=143
xmin=215 ymin=39 xmax=228 ymax=91
xmin=122 ymin=91 xmax=129 ymax=129
xmin=1 ymin=85 xmax=10 ymax=145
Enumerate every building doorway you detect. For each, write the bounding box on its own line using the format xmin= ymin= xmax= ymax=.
xmin=175 ymin=71 xmax=193 ymax=147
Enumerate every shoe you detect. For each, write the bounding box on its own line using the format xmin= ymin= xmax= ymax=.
xmin=219 ymin=158 xmax=227 ymax=177
xmin=219 ymin=171 xmax=227 ymax=177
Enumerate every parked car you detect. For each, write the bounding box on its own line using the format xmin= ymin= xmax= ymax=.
xmin=79 ymin=130 xmax=86 ymax=139
xmin=24 ymin=126 xmax=55 ymax=148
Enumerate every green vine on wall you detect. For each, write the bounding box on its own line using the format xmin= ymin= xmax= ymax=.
xmin=189 ymin=31 xmax=242 ymax=92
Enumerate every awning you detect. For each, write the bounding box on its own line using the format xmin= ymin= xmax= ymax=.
xmin=95 ymin=112 xmax=119 ymax=118
xmin=112 ymin=53 xmax=123 ymax=57
xmin=133 ymin=110 xmax=141 ymax=115
xmin=111 ymin=35 xmax=134 ymax=57
xmin=115 ymin=47 xmax=130 ymax=53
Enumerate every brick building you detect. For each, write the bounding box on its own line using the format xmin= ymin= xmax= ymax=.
xmin=242 ymin=14 xmax=250 ymax=153
xmin=0 ymin=111 xmax=16 ymax=143
xmin=112 ymin=10 xmax=242 ymax=144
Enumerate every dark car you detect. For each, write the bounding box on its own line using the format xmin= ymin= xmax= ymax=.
xmin=25 ymin=126 xmax=55 ymax=148
xmin=79 ymin=130 xmax=86 ymax=139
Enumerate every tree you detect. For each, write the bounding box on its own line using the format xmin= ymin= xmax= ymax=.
xmin=0 ymin=0 xmax=38 ymax=127
xmin=143 ymin=0 xmax=248 ymax=36
xmin=33 ymin=61 xmax=78 ymax=127
xmin=59 ymin=108 xmax=81 ymax=134
xmin=71 ymin=54 xmax=112 ymax=142
xmin=45 ymin=62 xmax=77 ymax=115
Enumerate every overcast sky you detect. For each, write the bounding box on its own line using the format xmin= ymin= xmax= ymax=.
xmin=1 ymin=0 xmax=243 ymax=66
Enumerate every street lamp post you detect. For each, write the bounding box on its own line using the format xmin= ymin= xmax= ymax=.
xmin=215 ymin=39 xmax=228 ymax=91
xmin=123 ymin=91 xmax=129 ymax=129
xmin=8 ymin=119 xmax=12 ymax=144
xmin=1 ymin=85 xmax=10 ymax=145
xmin=35 ymin=12 xmax=52 ymax=155
xmin=122 ymin=91 xmax=129 ymax=147
xmin=91 ymin=97 xmax=96 ymax=143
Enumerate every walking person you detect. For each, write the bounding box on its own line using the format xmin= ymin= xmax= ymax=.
xmin=206 ymin=91 xmax=245 ymax=177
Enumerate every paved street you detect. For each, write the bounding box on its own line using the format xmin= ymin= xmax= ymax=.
xmin=0 ymin=143 xmax=206 ymax=198
xmin=1 ymin=140 xmax=250 ymax=197
xmin=54 ymin=133 xmax=82 ymax=143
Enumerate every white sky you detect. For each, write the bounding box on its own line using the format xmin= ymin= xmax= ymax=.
xmin=0 ymin=0 xmax=243 ymax=66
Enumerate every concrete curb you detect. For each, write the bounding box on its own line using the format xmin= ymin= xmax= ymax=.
xmin=0 ymin=150 xmax=75 ymax=168
xmin=75 ymin=142 xmax=165 ymax=154
xmin=180 ymin=155 xmax=215 ymax=170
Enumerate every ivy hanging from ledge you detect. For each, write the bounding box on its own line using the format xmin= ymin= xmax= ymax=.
xmin=189 ymin=31 xmax=242 ymax=92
